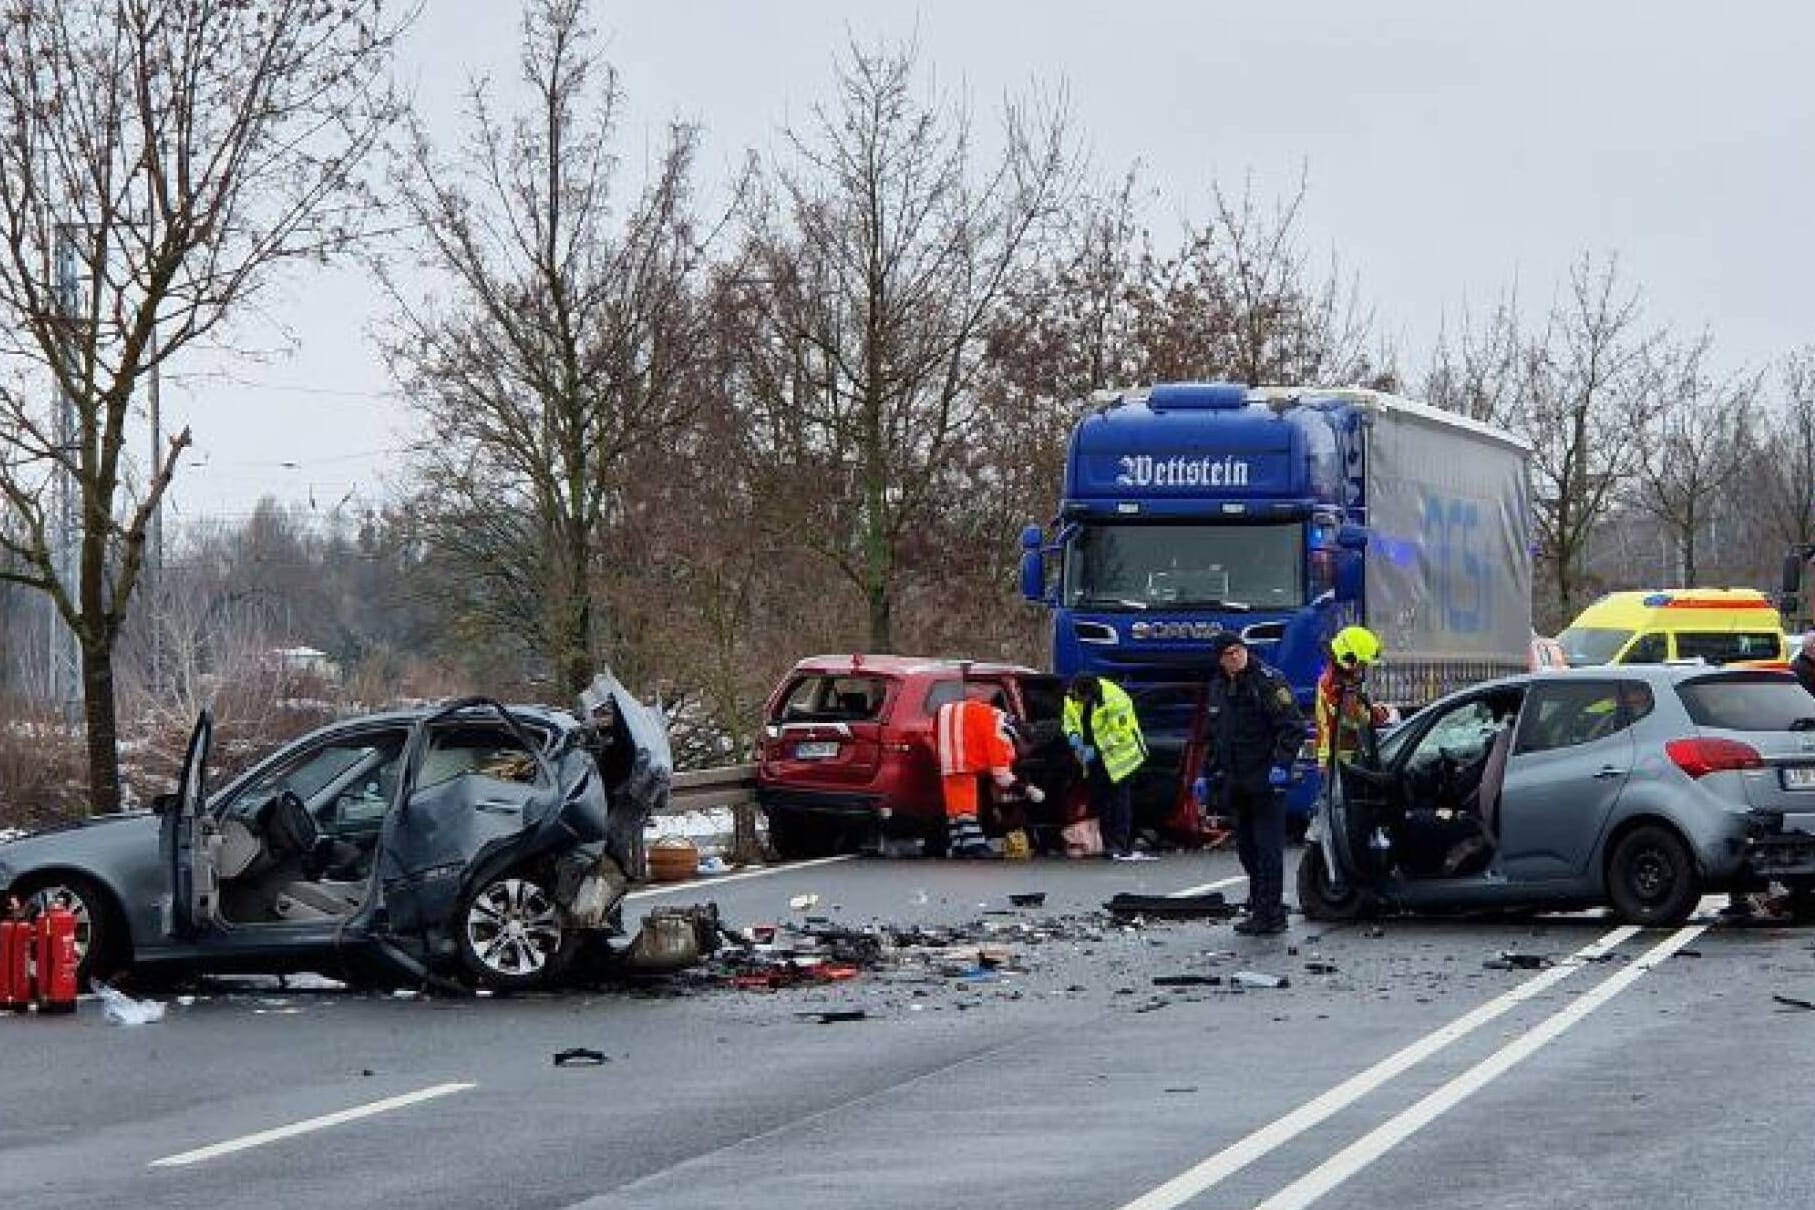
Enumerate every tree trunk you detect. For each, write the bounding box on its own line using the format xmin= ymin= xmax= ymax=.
xmin=80 ymin=641 xmax=121 ymax=814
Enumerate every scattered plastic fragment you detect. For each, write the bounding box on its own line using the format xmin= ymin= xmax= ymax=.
xmin=1152 ymin=974 xmax=1221 ymax=987
xmin=1008 ymin=892 xmax=1047 ymax=908
xmin=1104 ymin=892 xmax=1234 ymax=919
xmin=1304 ymin=961 xmax=1339 ymax=975
xmin=553 ymin=1047 xmax=609 ymax=1067
xmin=1232 ymin=970 xmax=1290 ymax=989
xmin=94 ymin=981 xmax=165 ymax=1026
xmin=789 ymin=893 xmax=819 ymax=912
xmin=798 ymin=1009 xmax=866 ymax=1024
xmin=1773 ymin=994 xmax=1815 ymax=1012
xmin=1485 ymin=951 xmax=1551 ymax=971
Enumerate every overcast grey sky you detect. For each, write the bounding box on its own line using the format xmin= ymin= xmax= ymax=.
xmin=162 ymin=0 xmax=1815 ymax=523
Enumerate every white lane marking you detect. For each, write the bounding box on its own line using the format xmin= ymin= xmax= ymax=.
xmin=1254 ymin=921 xmax=1709 ymax=1210
xmin=625 ymin=853 xmax=856 ymax=899
xmin=149 ymin=1083 xmax=476 ymax=1168
xmin=1116 ymin=924 xmax=1640 ymax=1210
xmin=1170 ymin=875 xmax=1248 ymax=898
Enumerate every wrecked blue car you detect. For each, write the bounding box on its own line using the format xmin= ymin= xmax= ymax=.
xmin=0 ymin=674 xmax=671 ymax=990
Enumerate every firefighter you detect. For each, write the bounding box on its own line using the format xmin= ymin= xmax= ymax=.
xmin=936 ymin=690 xmax=1043 ymax=858
xmin=1062 ymin=673 xmax=1149 ymax=860
xmin=1202 ymin=632 xmax=1305 ymax=935
xmin=1315 ymin=625 xmax=1391 ymax=769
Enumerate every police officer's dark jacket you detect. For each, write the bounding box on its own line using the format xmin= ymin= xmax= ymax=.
xmin=1793 ymin=651 xmax=1815 ymax=699
xmin=1205 ymin=657 xmax=1306 ymax=792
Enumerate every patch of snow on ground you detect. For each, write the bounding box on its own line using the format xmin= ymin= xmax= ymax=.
xmin=645 ymin=806 xmax=740 ymax=853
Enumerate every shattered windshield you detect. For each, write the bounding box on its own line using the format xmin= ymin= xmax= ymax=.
xmin=1063 ymin=522 xmax=1302 ymax=611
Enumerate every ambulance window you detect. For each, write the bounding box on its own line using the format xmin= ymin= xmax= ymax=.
xmin=1624 ymin=633 xmax=1668 ymax=664
xmin=1676 ymin=631 xmax=1783 ymax=664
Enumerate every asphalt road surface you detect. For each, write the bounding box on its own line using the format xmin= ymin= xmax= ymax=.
xmin=4 ymin=848 xmax=1813 ymax=1210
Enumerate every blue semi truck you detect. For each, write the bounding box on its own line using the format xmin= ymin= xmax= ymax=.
xmin=1019 ymin=382 xmax=1533 ymax=826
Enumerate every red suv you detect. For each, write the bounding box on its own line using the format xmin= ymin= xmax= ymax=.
xmin=755 ymin=655 xmax=1069 ymax=857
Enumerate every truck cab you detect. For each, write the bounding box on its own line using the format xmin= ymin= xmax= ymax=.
xmin=1021 ymin=382 xmax=1532 ymax=833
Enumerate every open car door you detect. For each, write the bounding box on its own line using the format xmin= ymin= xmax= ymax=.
xmin=159 ymin=711 xmax=218 ymax=941
xmin=580 ymin=671 xmax=674 ymax=876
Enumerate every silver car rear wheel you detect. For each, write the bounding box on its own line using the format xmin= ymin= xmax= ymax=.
xmin=457 ymin=874 xmax=569 ymax=990
xmin=1607 ymin=825 xmax=1698 ymax=926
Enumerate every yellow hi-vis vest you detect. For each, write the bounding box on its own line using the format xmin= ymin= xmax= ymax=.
xmin=1062 ymin=678 xmax=1147 ymax=784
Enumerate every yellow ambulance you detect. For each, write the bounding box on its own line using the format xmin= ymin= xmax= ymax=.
xmin=1557 ymin=588 xmax=1788 ymax=667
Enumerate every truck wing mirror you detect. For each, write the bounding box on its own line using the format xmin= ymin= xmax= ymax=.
xmin=1020 ymin=548 xmax=1047 ymax=603
xmin=1336 ymin=524 xmax=1370 ymax=551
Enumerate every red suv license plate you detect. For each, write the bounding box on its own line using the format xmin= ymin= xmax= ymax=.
xmin=796 ymin=741 xmax=840 ymax=760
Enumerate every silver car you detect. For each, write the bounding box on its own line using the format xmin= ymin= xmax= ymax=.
xmin=1299 ymin=665 xmax=1815 ymax=926
xmin=0 ymin=674 xmax=671 ymax=990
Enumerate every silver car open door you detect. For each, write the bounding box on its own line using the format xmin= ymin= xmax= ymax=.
xmin=159 ymin=711 xmax=219 ymax=940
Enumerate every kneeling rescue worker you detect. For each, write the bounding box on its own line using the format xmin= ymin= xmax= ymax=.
xmin=1203 ymin=632 xmax=1306 ymax=935
xmin=936 ymin=689 xmax=1043 ymax=858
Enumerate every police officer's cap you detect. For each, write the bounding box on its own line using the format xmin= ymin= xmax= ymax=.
xmin=1206 ymin=631 xmax=1247 ymax=659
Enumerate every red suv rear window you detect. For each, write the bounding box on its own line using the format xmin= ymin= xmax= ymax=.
xmin=773 ymin=675 xmax=891 ymax=723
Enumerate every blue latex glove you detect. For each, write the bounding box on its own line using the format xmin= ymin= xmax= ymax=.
xmin=1268 ymin=765 xmax=1290 ymax=788
xmin=1067 ymin=732 xmax=1084 ymax=753
xmin=1080 ymin=745 xmax=1097 ymax=766
xmin=1191 ymin=776 xmax=1209 ymax=805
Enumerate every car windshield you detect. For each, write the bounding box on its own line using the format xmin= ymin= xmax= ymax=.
xmin=1063 ymin=522 xmax=1302 ymax=610
xmin=1674 ymin=631 xmax=1784 ymax=664
xmin=1558 ymin=626 xmax=1632 ymax=666
xmin=1677 ymin=673 xmax=1815 ymax=731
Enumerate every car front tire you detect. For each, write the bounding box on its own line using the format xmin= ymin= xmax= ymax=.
xmin=1606 ymin=825 xmax=1699 ymax=926
xmin=19 ymin=874 xmax=123 ymax=988
xmin=456 ymin=872 xmax=573 ymax=991
xmin=1295 ymin=845 xmax=1372 ymax=922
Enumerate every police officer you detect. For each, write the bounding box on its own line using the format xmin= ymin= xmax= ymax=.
xmin=1201 ymin=632 xmax=1306 ymax=935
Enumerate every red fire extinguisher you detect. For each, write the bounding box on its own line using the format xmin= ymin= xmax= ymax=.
xmin=0 ymin=897 xmax=29 ymax=1011
xmin=33 ymin=903 xmax=79 ymax=1015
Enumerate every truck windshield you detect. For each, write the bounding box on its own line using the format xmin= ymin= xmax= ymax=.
xmin=1063 ymin=522 xmax=1303 ymax=610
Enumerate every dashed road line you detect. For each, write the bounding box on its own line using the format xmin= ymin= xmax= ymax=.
xmin=624 ymin=853 xmax=856 ymax=899
xmin=149 ymin=1083 xmax=476 ymax=1168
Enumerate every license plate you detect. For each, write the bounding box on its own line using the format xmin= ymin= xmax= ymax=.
xmin=795 ymin=741 xmax=840 ymax=760
xmin=1782 ymin=766 xmax=1815 ymax=790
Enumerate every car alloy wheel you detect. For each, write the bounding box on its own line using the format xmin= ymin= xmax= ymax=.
xmin=26 ymin=884 xmax=94 ymax=961
xmin=461 ymin=876 xmax=565 ymax=987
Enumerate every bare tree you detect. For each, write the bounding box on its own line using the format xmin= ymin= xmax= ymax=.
xmin=1421 ymin=290 xmax=1527 ymax=429
xmin=733 ymin=38 xmax=1075 ymax=652
xmin=0 ymin=0 xmax=408 ymax=810
xmin=381 ymin=0 xmax=708 ymax=697
xmin=1754 ymin=348 xmax=1815 ymax=552
xmin=1628 ymin=334 xmax=1759 ymax=585
xmin=1135 ymin=176 xmax=1384 ymax=388
xmin=1513 ymin=254 xmax=1666 ymax=620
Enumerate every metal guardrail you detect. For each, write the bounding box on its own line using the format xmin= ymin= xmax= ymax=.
xmin=662 ymin=764 xmax=757 ymax=814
